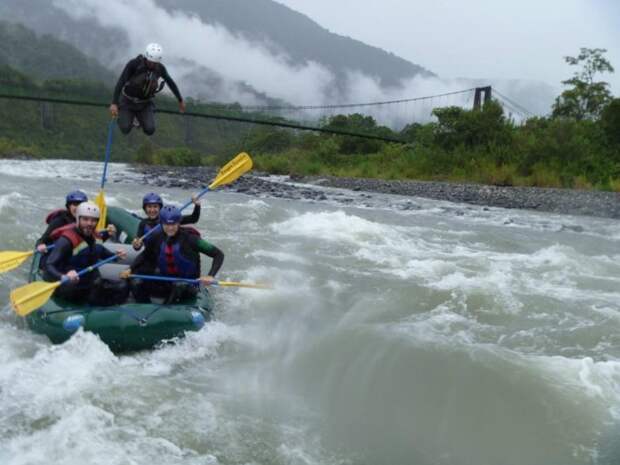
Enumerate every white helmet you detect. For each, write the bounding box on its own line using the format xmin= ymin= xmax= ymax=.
xmin=145 ymin=43 xmax=163 ymax=63
xmin=75 ymin=202 xmax=100 ymax=223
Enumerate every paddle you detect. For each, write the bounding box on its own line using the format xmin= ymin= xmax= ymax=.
xmin=128 ymin=274 xmax=273 ymax=289
xmin=94 ymin=120 xmax=115 ymax=231
xmin=138 ymin=152 xmax=253 ymax=243
xmin=10 ymin=254 xmax=120 ymax=317
xmin=0 ymin=245 xmax=55 ymax=274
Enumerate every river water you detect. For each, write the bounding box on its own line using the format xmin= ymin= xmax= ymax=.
xmin=1 ymin=159 xmax=619 ymax=465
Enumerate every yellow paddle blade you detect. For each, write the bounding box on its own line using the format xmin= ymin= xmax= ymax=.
xmin=209 ymin=152 xmax=253 ymax=189
xmin=216 ymin=281 xmax=273 ymax=289
xmin=94 ymin=190 xmax=107 ymax=231
xmin=0 ymin=250 xmax=34 ymax=273
xmin=10 ymin=280 xmax=61 ymax=316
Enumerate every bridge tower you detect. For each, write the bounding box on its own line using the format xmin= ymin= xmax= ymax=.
xmin=473 ymin=86 xmax=492 ymax=111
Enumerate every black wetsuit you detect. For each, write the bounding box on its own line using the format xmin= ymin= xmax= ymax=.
xmin=112 ymin=55 xmax=183 ymax=136
xmin=129 ymin=229 xmax=224 ymax=304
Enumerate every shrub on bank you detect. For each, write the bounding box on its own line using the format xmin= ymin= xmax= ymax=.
xmin=0 ymin=137 xmax=40 ymax=158
xmin=152 ymin=147 xmax=203 ymax=166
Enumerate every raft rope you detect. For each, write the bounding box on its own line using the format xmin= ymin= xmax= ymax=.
xmin=37 ymin=298 xmax=208 ymax=325
xmin=38 ymin=305 xmax=154 ymax=324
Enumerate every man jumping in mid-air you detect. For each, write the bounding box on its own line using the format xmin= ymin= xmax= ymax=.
xmin=109 ymin=43 xmax=185 ymax=136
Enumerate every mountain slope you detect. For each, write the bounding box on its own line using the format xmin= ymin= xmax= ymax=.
xmin=155 ymin=0 xmax=434 ymax=86
xmin=0 ymin=20 xmax=115 ymax=83
xmin=0 ymin=0 xmax=126 ymax=69
xmin=0 ymin=0 xmax=433 ymax=92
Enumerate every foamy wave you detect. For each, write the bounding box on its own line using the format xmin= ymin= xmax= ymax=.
xmin=273 ymin=210 xmax=397 ymax=244
xmin=123 ymin=321 xmax=242 ymax=376
xmin=0 ymin=330 xmax=116 ymax=421
xmin=385 ymin=313 xmax=620 ymax=421
xmin=0 ymin=192 xmax=25 ymax=213
xmin=0 ymin=159 xmax=134 ymax=182
xmin=249 ymin=250 xmax=309 ymax=265
xmin=527 ymin=354 xmax=620 ymax=419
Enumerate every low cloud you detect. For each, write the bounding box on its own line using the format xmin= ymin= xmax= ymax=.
xmin=53 ymin=0 xmax=554 ymax=128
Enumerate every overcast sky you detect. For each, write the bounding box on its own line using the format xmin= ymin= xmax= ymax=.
xmin=276 ymin=0 xmax=620 ymax=95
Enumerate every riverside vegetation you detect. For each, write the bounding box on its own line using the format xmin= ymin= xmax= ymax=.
xmin=0 ymin=44 xmax=619 ymax=191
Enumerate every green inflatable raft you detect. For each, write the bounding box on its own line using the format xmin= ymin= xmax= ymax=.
xmin=24 ymin=206 xmax=213 ymax=353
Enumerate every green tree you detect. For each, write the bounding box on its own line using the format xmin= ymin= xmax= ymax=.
xmin=552 ymin=48 xmax=615 ymax=120
xmin=153 ymin=147 xmax=203 ymax=166
xmin=135 ymin=141 xmax=155 ymax=164
xmin=245 ymin=127 xmax=294 ymax=153
xmin=432 ymin=100 xmax=512 ymax=151
xmin=323 ymin=113 xmax=392 ymax=154
xmin=601 ymin=98 xmax=620 ymax=147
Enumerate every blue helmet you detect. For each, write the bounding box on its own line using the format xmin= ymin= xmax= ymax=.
xmin=159 ymin=205 xmax=182 ymax=224
xmin=65 ymin=190 xmax=88 ymax=206
xmin=142 ymin=192 xmax=163 ymax=211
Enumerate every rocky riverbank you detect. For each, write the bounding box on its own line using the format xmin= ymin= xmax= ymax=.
xmin=129 ymin=165 xmax=620 ymax=220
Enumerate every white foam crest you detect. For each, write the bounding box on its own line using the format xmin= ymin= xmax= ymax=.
xmin=0 ymin=192 xmax=25 ymax=213
xmin=220 ymin=266 xmax=313 ymax=314
xmin=591 ymin=305 xmax=620 ymax=322
xmin=214 ymin=266 xmax=324 ymax=359
xmin=0 ymin=331 xmax=117 ymax=420
xmin=0 ymin=159 xmax=131 ymax=182
xmin=385 ymin=312 xmax=620 ymax=420
xmin=492 ymin=245 xmax=619 ymax=289
xmin=409 ymin=260 xmax=522 ymax=313
xmin=249 ymin=250 xmax=309 ymax=265
xmin=272 ymin=210 xmax=436 ymax=271
xmin=3 ymin=405 xmax=121 ymax=465
xmin=2 ymin=403 xmax=218 ymax=465
xmin=526 ymin=355 xmax=620 ymax=419
xmin=459 ymin=207 xmax=620 ymax=245
xmin=324 ymin=279 xmax=349 ymax=293
xmin=384 ymin=304 xmax=493 ymax=348
xmin=388 ymin=241 xmax=618 ymax=310
xmin=388 ymin=258 xmax=457 ymax=280
xmin=122 ymin=321 xmax=242 ymax=376
xmin=273 ymin=210 xmax=395 ymax=244
xmin=239 ymin=198 xmax=270 ymax=209
xmin=0 ymin=324 xmax=43 ymax=365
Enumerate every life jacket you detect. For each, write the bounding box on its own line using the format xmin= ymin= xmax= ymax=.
xmin=123 ymin=56 xmax=166 ymax=101
xmin=41 ymin=209 xmax=74 ymax=246
xmin=157 ymin=231 xmax=200 ymax=279
xmin=50 ymin=225 xmax=99 ymax=276
xmin=50 ymin=223 xmax=104 ymax=242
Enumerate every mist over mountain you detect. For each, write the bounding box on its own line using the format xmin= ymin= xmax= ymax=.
xmin=154 ymin=0 xmax=434 ymax=87
xmin=0 ymin=0 xmax=556 ymax=121
xmin=0 ymin=0 xmax=433 ymax=103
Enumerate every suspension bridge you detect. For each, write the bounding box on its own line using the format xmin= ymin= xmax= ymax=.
xmin=0 ymin=85 xmax=535 ymax=146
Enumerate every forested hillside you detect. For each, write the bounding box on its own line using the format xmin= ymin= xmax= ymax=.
xmin=0 ymin=21 xmax=115 ymax=83
xmin=0 ymin=0 xmax=433 ymax=96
